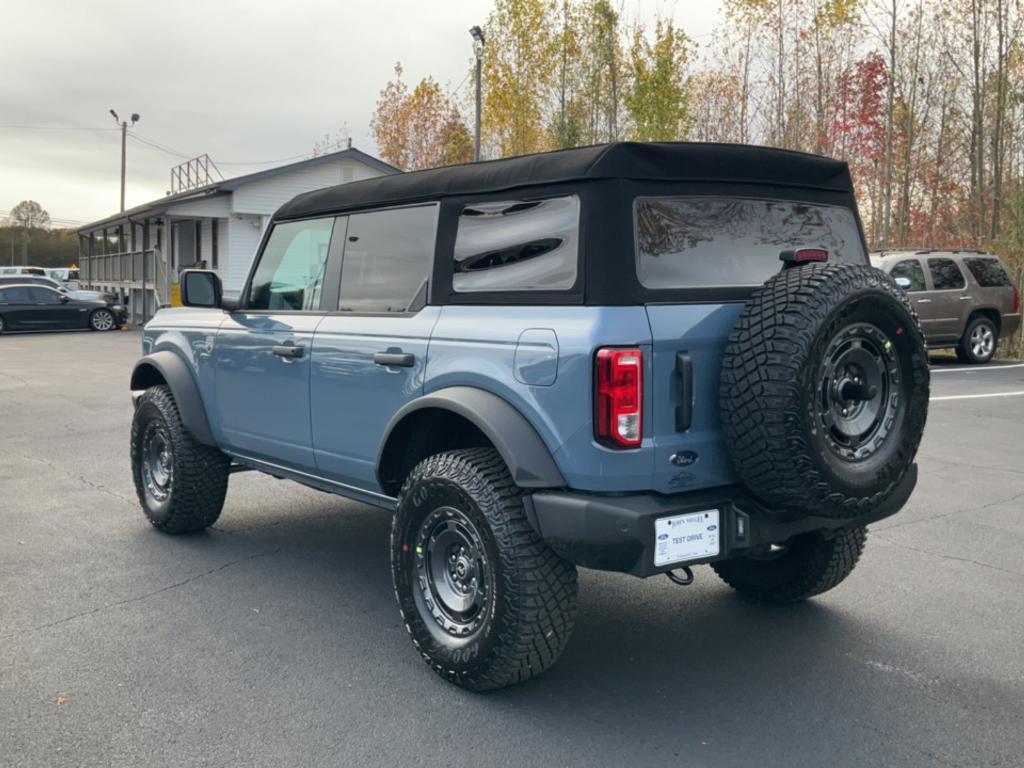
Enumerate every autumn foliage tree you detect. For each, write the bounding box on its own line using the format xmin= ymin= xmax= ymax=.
xmin=370 ymin=64 xmax=473 ymax=171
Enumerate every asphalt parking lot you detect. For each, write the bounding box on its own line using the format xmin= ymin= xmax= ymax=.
xmin=2 ymin=330 xmax=1023 ymax=768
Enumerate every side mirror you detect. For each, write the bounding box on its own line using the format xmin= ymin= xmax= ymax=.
xmin=894 ymin=276 xmax=912 ymax=290
xmin=181 ymin=269 xmax=223 ymax=308
xmin=61 ymin=295 xmax=70 ymax=303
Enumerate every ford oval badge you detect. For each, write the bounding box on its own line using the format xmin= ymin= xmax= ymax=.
xmin=669 ymin=450 xmax=698 ymax=467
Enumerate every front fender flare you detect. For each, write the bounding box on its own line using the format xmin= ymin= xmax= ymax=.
xmin=130 ymin=351 xmax=216 ymax=446
xmin=378 ymin=386 xmax=566 ymax=489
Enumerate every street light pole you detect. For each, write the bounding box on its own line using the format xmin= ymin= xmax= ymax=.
xmin=110 ymin=110 xmax=140 ymax=212
xmin=470 ymin=26 xmax=486 ymax=163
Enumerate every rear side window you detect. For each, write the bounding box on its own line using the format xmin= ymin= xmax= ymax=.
xmin=889 ymin=259 xmax=926 ymax=291
xmin=247 ymin=218 xmax=335 ymax=311
xmin=635 ymin=197 xmax=865 ymax=288
xmin=453 ymin=196 xmax=579 ymax=292
xmin=338 ymin=204 xmax=437 ymax=313
xmin=964 ymin=257 xmax=1012 ymax=288
xmin=928 ymin=258 xmax=966 ymax=290
xmin=0 ymin=287 xmax=30 ymax=303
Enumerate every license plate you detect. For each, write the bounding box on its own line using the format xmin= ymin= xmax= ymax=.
xmin=654 ymin=509 xmax=721 ymax=567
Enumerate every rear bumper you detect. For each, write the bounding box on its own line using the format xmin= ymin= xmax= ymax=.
xmin=525 ymin=464 xmax=917 ymax=578
xmin=1002 ymin=313 xmax=1021 ymax=339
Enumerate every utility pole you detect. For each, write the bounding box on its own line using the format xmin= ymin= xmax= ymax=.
xmin=470 ymin=26 xmax=486 ymax=163
xmin=110 ymin=109 xmax=140 ymax=212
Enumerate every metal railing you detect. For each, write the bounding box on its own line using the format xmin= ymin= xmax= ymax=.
xmin=80 ymin=249 xmax=157 ymax=285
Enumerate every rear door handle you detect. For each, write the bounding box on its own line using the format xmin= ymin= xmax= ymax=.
xmin=916 ymin=299 xmax=932 ymax=304
xmin=272 ymin=344 xmax=304 ymax=359
xmin=959 ymin=296 xmax=973 ymax=301
xmin=374 ymin=351 xmax=415 ymax=367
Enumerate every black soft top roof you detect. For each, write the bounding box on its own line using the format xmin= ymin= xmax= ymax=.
xmin=275 ymin=141 xmax=854 ymax=221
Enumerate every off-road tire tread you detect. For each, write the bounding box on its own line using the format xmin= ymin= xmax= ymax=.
xmin=131 ymin=385 xmax=229 ymax=533
xmin=392 ymin=447 xmax=578 ymax=691
xmin=719 ymin=263 xmax=928 ymax=518
xmin=711 ymin=527 xmax=867 ymax=603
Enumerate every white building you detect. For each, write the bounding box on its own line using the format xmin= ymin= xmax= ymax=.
xmin=77 ymin=147 xmax=398 ymax=323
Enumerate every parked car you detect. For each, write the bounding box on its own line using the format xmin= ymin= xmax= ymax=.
xmin=0 ymin=275 xmax=113 ymax=303
xmin=129 ymin=142 xmax=929 ymax=690
xmin=0 ymin=284 xmax=125 ymax=333
xmin=0 ymin=265 xmax=48 ymax=276
xmin=871 ymin=250 xmax=1022 ymax=363
xmin=45 ymin=267 xmax=82 ymax=289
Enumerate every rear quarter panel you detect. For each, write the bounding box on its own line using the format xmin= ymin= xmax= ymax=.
xmin=426 ymin=306 xmax=656 ymax=491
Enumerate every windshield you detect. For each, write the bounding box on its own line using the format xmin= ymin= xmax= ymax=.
xmin=635 ymin=196 xmax=867 ymax=289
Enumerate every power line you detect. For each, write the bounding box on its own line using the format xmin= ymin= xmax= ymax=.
xmin=128 ymin=129 xmax=314 ymax=168
xmin=0 ymin=124 xmax=119 ymax=132
xmin=127 ymin=131 xmax=194 ymax=160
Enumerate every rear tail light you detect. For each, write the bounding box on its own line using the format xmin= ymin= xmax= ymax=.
xmin=595 ymin=347 xmax=643 ymax=449
xmin=1013 ymin=286 xmax=1021 ymax=314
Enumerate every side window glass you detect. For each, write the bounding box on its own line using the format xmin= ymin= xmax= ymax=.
xmin=928 ymin=258 xmax=966 ymax=290
xmin=0 ymin=287 xmax=30 ymax=303
xmin=28 ymin=287 xmax=61 ymax=304
xmin=889 ymin=259 xmax=926 ymax=292
xmin=453 ymin=196 xmax=580 ymax=292
xmin=338 ymin=205 xmax=437 ymax=313
xmin=247 ymin=218 xmax=335 ymax=311
xmin=963 ymin=257 xmax=1012 ymax=288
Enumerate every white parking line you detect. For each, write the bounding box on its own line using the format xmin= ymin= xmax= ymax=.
xmin=931 ymin=390 xmax=1024 ymax=401
xmin=931 ymin=363 xmax=1024 ymax=373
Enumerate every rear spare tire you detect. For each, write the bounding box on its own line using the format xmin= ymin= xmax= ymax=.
xmin=719 ymin=263 xmax=928 ymax=518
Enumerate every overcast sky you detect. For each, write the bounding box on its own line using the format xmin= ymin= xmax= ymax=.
xmin=0 ymin=0 xmax=723 ymax=225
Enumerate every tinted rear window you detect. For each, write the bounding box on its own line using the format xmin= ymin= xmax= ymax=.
xmin=635 ymin=197 xmax=865 ymax=288
xmin=964 ymin=257 xmax=1012 ymax=288
xmin=453 ymin=196 xmax=579 ymax=292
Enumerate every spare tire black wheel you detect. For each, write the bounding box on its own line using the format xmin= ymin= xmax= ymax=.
xmin=719 ymin=263 xmax=929 ymax=518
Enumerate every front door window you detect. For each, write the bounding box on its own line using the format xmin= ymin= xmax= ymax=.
xmin=247 ymin=218 xmax=335 ymax=311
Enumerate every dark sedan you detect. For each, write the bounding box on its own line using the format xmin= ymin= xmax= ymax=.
xmin=0 ymin=284 xmax=126 ymax=333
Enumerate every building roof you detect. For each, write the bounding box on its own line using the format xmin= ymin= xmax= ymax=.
xmin=276 ymin=141 xmax=854 ymax=221
xmin=77 ymin=147 xmax=399 ymax=233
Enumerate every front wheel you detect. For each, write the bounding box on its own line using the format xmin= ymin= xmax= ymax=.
xmin=711 ymin=527 xmax=867 ymax=603
xmin=130 ymin=385 xmax=230 ymax=533
xmin=89 ymin=308 xmax=116 ymax=331
xmin=390 ymin=448 xmax=578 ymax=691
xmin=956 ymin=315 xmax=998 ymax=364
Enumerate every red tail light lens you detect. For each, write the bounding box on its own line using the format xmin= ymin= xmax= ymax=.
xmin=595 ymin=347 xmax=643 ymax=449
xmin=780 ymin=248 xmax=829 ymax=264
xmin=1013 ymin=286 xmax=1021 ymax=314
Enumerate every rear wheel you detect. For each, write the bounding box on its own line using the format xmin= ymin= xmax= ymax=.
xmin=89 ymin=308 xmax=115 ymax=331
xmin=711 ymin=527 xmax=867 ymax=603
xmin=956 ymin=315 xmax=997 ymax=364
xmin=390 ymin=448 xmax=578 ymax=691
xmin=130 ymin=385 xmax=230 ymax=533
xmin=0 ymin=314 xmax=5 ymax=334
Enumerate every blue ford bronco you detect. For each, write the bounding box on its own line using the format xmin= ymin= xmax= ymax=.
xmin=130 ymin=142 xmax=929 ymax=690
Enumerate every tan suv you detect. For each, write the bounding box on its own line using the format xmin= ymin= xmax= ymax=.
xmin=871 ymin=250 xmax=1021 ymax=363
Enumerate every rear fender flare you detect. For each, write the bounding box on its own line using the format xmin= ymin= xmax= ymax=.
xmin=378 ymin=386 xmax=566 ymax=489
